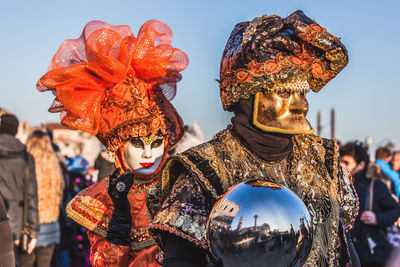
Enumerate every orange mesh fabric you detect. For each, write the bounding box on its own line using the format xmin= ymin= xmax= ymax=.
xmin=37 ymin=20 xmax=188 ymax=151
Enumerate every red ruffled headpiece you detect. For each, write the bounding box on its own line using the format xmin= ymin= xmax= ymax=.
xmin=37 ymin=20 xmax=189 ymax=152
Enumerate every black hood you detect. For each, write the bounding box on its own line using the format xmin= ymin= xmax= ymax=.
xmin=0 ymin=134 xmax=25 ymax=157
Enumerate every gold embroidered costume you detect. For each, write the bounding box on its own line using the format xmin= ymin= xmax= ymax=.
xmin=148 ymin=127 xmax=358 ymax=266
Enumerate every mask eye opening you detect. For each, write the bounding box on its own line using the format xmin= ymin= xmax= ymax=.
xmin=151 ymin=138 xmax=164 ymax=149
xmin=276 ymin=88 xmax=290 ymax=98
xmin=131 ymin=138 xmax=144 ymax=149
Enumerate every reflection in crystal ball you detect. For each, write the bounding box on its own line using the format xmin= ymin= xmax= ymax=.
xmin=207 ymin=180 xmax=313 ymax=267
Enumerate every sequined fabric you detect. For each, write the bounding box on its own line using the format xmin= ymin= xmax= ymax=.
xmin=219 ymin=10 xmax=348 ymax=110
xmin=148 ymin=127 xmax=358 ymax=266
xmin=148 ymin=174 xmax=210 ymax=249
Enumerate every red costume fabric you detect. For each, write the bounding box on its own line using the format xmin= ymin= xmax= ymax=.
xmin=68 ymin=178 xmax=160 ymax=266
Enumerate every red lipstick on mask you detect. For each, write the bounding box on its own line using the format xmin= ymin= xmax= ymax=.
xmin=140 ymin=162 xmax=154 ymax=168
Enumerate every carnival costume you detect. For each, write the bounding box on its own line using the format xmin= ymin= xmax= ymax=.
xmin=37 ymin=20 xmax=188 ymax=266
xmin=147 ymin=11 xmax=359 ymax=266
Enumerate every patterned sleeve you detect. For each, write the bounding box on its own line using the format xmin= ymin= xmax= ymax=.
xmin=87 ymin=230 xmax=131 ymax=267
xmin=149 ymin=173 xmax=212 ymax=250
xmin=337 ymin=164 xmax=359 ymax=231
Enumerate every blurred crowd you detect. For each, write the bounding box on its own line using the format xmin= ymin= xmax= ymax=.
xmin=0 ymin=110 xmax=102 ymax=267
xmin=2 ymin=106 xmax=400 ymax=267
xmin=340 ymin=142 xmax=400 ymax=266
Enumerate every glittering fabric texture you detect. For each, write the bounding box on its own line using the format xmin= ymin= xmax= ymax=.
xmin=147 ymin=174 xmax=210 ymax=249
xmin=148 ymin=127 xmax=358 ymax=266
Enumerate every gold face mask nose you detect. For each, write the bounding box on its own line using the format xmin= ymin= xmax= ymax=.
xmin=288 ymin=92 xmax=309 ymax=115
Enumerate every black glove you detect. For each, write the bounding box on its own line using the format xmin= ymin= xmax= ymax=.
xmin=106 ymin=168 xmax=134 ymax=246
xmin=108 ymin=168 xmax=134 ymax=210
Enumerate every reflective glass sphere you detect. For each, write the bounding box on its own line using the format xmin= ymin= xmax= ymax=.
xmin=207 ymin=180 xmax=312 ymax=267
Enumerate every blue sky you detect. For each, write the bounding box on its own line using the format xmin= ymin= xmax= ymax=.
xmin=1 ymin=0 xmax=399 ymax=153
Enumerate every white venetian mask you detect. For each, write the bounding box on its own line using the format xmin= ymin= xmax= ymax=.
xmin=123 ymin=134 xmax=165 ymax=175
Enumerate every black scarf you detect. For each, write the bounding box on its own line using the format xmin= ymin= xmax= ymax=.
xmin=231 ymin=96 xmax=293 ymax=162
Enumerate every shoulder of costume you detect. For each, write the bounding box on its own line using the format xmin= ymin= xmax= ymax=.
xmin=66 ymin=178 xmax=113 ymax=236
xmin=160 ymin=129 xmax=232 ymax=200
xmin=294 ymin=134 xmax=340 ymax=180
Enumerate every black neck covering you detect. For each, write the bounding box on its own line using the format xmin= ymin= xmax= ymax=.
xmin=231 ymin=96 xmax=293 ymax=162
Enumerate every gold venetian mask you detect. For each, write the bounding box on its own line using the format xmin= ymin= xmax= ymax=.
xmin=252 ymin=80 xmax=314 ymax=135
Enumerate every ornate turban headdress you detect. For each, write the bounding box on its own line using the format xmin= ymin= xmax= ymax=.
xmin=219 ymin=10 xmax=348 ymax=111
xmin=37 ymin=20 xmax=189 ymax=161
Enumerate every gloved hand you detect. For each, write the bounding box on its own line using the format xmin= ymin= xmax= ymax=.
xmin=108 ymin=168 xmax=134 ymax=211
xmin=106 ymin=168 xmax=134 ymax=246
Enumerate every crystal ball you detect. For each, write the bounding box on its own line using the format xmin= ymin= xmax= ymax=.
xmin=207 ymin=180 xmax=313 ymax=267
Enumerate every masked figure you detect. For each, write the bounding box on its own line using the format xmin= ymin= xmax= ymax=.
xmin=147 ymin=11 xmax=359 ymax=266
xmin=37 ymin=20 xmax=188 ymax=266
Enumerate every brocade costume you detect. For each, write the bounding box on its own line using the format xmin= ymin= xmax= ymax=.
xmin=148 ymin=10 xmax=359 ymax=266
xmin=37 ymin=20 xmax=188 ymax=266
xmin=148 ymin=127 xmax=358 ymax=266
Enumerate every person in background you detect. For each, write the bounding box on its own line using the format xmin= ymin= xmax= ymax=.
xmin=22 ymin=130 xmax=64 ymax=267
xmin=341 ymin=142 xmax=400 ymax=267
xmin=61 ymin=170 xmax=91 ymax=267
xmin=391 ymin=151 xmax=400 ymax=174
xmin=64 ymin=154 xmax=90 ymax=173
xmin=94 ymin=149 xmax=115 ymax=182
xmin=375 ymin=147 xmax=400 ymax=199
xmin=386 ymin=150 xmax=400 ymax=267
xmin=340 ymin=141 xmax=368 ymax=175
xmin=0 ymin=193 xmax=15 ymax=266
xmin=0 ymin=113 xmax=39 ymax=264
